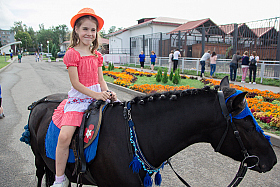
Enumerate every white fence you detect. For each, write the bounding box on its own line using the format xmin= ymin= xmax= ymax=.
xmin=104 ymin=54 xmax=280 ymax=84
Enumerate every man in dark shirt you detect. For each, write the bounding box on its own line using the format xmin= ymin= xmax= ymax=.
xmin=229 ymin=52 xmax=242 ymax=81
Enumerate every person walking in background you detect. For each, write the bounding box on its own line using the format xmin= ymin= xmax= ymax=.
xmin=241 ymin=51 xmax=250 ymax=83
xmin=10 ymin=49 xmax=13 ymax=60
xmin=200 ymin=50 xmax=211 ymax=77
xmin=18 ymin=53 xmax=22 ymax=63
xmin=210 ymin=51 xmax=217 ymax=78
xmin=138 ymin=51 xmax=145 ymax=71
xmin=35 ymin=52 xmax=40 ymax=62
xmin=249 ymin=51 xmax=259 ymax=84
xmin=150 ymin=51 xmax=157 ymax=72
xmin=0 ymin=85 xmax=4 ymax=119
xmin=229 ymin=52 xmax=242 ymax=81
xmin=173 ymin=49 xmax=181 ymax=72
xmin=168 ymin=50 xmax=174 ymax=74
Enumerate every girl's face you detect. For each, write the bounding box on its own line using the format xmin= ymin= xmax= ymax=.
xmin=75 ymin=18 xmax=97 ymax=47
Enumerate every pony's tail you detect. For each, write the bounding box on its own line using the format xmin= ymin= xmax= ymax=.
xmin=45 ymin=166 xmax=55 ymax=187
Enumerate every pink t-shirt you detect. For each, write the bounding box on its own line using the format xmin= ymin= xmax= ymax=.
xmin=63 ymin=48 xmax=103 ymax=87
xmin=210 ymin=55 xmax=217 ymax=64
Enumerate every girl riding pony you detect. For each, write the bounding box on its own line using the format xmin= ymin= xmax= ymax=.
xmin=50 ymin=8 xmax=117 ymax=187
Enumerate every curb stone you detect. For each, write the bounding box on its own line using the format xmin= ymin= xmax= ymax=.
xmin=106 ymin=81 xmax=280 ymax=148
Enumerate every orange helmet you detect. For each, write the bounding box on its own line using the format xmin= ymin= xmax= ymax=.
xmin=70 ymin=8 xmax=104 ymax=32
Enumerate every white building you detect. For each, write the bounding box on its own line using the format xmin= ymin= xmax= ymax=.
xmin=0 ymin=41 xmax=22 ymax=55
xmin=105 ymin=17 xmax=188 ymax=63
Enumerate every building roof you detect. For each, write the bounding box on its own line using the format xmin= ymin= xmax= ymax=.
xmin=99 ymin=38 xmax=109 ymax=45
xmin=0 ymin=41 xmax=22 ymax=50
xmin=251 ymin=27 xmax=275 ymax=38
xmin=168 ymin=18 xmax=225 ymax=35
xmin=106 ymin=17 xmax=188 ymax=37
xmin=219 ymin=23 xmax=257 ymax=37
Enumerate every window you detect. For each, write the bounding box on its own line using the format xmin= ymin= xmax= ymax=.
xmin=131 ymin=41 xmax=136 ymax=48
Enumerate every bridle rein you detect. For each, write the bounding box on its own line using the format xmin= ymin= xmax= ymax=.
xmin=215 ymin=91 xmax=259 ymax=187
xmin=124 ymin=90 xmax=260 ymax=187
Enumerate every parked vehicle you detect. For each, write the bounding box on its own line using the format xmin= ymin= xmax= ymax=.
xmin=57 ymin=51 xmax=65 ymax=58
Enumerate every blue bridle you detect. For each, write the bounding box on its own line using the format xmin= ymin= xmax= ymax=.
xmin=225 ymin=90 xmax=271 ymax=144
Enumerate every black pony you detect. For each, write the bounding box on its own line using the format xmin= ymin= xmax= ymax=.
xmin=27 ymin=77 xmax=277 ymax=187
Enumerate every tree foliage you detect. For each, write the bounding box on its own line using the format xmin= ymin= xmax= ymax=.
xmin=11 ymin=21 xmax=70 ymax=52
xmin=14 ymin=31 xmax=32 ymax=51
xmin=156 ymin=68 xmax=162 ymax=82
xmin=162 ymin=68 xmax=168 ymax=83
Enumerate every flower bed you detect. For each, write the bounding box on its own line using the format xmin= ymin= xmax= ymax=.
xmin=202 ymin=78 xmax=280 ymax=129
xmin=103 ymin=68 xmax=280 ymax=131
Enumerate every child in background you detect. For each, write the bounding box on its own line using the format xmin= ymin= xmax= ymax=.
xmin=241 ymin=51 xmax=249 ymax=83
xmin=210 ymin=51 xmax=217 ymax=78
xmin=18 ymin=53 xmax=22 ymax=63
xmin=50 ymin=8 xmax=117 ymax=187
xmin=150 ymin=51 xmax=157 ymax=72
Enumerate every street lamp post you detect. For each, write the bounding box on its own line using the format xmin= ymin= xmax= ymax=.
xmin=25 ymin=37 xmax=27 ymax=51
xmin=47 ymin=41 xmax=49 ymax=54
xmin=47 ymin=41 xmax=50 ymax=61
xmin=40 ymin=44 xmax=43 ymax=52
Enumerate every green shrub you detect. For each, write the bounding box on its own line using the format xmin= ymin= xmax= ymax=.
xmin=162 ymin=68 xmax=168 ymax=84
xmin=172 ymin=69 xmax=180 ymax=84
xmin=169 ymin=71 xmax=173 ymax=81
xmin=51 ymin=44 xmax=57 ymax=59
xmin=102 ymin=64 xmax=106 ymax=71
xmin=50 ymin=57 xmax=55 ymax=61
xmin=108 ymin=62 xmax=115 ymax=71
xmin=156 ymin=68 xmax=162 ymax=82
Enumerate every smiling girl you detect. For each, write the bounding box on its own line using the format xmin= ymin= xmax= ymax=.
xmin=50 ymin=8 xmax=117 ymax=187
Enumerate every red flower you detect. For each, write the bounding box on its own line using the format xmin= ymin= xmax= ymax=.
xmin=84 ymin=124 xmax=95 ymax=143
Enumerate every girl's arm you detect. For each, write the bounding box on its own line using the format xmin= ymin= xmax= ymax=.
xmin=68 ymin=66 xmax=111 ymax=101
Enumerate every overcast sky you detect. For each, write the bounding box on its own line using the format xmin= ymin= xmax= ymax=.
xmin=0 ymin=0 xmax=279 ymax=33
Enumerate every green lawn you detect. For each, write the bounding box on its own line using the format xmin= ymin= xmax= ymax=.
xmin=103 ymin=68 xmax=205 ymax=88
xmin=0 ymin=56 xmax=10 ymax=69
xmin=122 ymin=64 xmax=280 ymax=87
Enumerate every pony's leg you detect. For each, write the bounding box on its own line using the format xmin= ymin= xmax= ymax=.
xmin=35 ymin=155 xmax=46 ymax=187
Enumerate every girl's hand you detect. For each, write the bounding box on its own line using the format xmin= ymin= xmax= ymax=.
xmin=108 ymin=90 xmax=117 ymax=102
xmin=94 ymin=91 xmax=111 ymax=101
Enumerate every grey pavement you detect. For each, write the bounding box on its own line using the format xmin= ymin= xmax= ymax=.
xmin=0 ymin=56 xmax=279 ymax=187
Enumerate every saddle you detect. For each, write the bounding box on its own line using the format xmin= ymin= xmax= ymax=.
xmin=70 ymin=100 xmax=107 ymax=185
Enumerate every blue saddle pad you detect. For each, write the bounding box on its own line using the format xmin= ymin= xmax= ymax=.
xmin=45 ymin=120 xmax=100 ymax=163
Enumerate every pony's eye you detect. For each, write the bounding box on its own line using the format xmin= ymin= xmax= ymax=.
xmin=246 ymin=126 xmax=255 ymax=132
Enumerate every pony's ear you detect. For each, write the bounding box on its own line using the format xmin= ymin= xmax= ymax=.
xmin=232 ymin=92 xmax=248 ymax=111
xmin=219 ymin=76 xmax=229 ymax=91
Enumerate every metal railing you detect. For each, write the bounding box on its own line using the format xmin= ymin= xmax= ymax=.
xmin=120 ymin=56 xmax=279 ymax=84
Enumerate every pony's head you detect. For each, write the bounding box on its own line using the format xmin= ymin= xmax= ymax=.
xmin=212 ymin=76 xmax=277 ymax=173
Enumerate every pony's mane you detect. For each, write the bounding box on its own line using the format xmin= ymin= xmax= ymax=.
xmin=129 ymin=86 xmax=221 ymax=105
xmin=109 ymin=86 xmax=236 ymax=107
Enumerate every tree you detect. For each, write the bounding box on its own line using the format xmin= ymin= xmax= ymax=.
xmin=10 ymin=21 xmax=24 ymax=34
xmin=162 ymin=68 xmax=168 ymax=84
xmin=169 ymin=71 xmax=173 ymax=81
xmin=108 ymin=26 xmax=116 ymax=34
xmin=14 ymin=31 xmax=32 ymax=51
xmin=99 ymin=28 xmax=106 ymax=38
xmin=27 ymin=27 xmax=37 ymax=49
xmin=156 ymin=68 xmax=162 ymax=82
xmin=172 ymin=69 xmax=180 ymax=84
xmin=51 ymin=44 xmax=58 ymax=58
